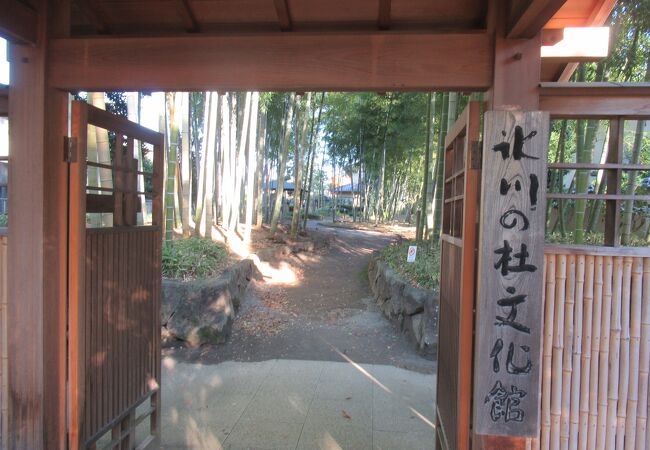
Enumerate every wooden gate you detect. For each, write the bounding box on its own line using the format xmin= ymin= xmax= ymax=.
xmin=68 ymin=101 xmax=164 ymax=450
xmin=436 ymin=101 xmax=481 ymax=450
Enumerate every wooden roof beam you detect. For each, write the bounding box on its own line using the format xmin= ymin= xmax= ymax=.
xmin=47 ymin=32 xmax=492 ymax=92
xmin=273 ymin=0 xmax=292 ymax=31
xmin=540 ymin=82 xmax=650 ymax=117
xmin=0 ymin=0 xmax=37 ymax=44
xmin=508 ymin=0 xmax=568 ymax=39
xmin=178 ymin=0 xmax=200 ymax=32
xmin=378 ymin=0 xmax=391 ymax=30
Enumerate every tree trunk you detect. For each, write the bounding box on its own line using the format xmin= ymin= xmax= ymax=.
xmin=173 ymin=93 xmax=183 ymax=230
xmin=332 ymin=157 xmax=338 ymax=222
xmin=270 ymin=93 xmax=295 ymax=233
xmin=255 ymin=108 xmax=267 ymax=227
xmin=546 ymin=120 xmax=567 ymax=234
xmin=176 ymin=92 xmax=192 ymax=235
xmin=203 ymin=93 xmax=219 ymax=236
xmin=586 ymin=122 xmax=611 ymax=233
xmin=218 ymin=93 xmax=231 ymax=230
xmin=230 ymin=92 xmax=251 ymax=233
xmin=291 ymin=93 xmax=311 ymax=237
xmin=418 ymin=92 xmax=433 ymax=240
xmin=303 ymin=92 xmax=325 ymax=230
xmin=245 ymin=92 xmax=260 ymax=240
xmin=89 ymin=92 xmax=113 ymax=226
xmin=432 ymin=92 xmax=450 ymax=239
xmin=620 ymin=53 xmax=650 ymax=244
xmin=621 ymin=120 xmax=647 ymax=244
xmin=194 ymin=92 xmax=212 ymax=235
xmin=165 ymin=92 xmax=180 ymax=241
xmin=376 ymin=97 xmax=393 ymax=224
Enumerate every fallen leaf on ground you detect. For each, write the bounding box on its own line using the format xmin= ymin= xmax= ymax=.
xmin=342 ymin=410 xmax=351 ymax=420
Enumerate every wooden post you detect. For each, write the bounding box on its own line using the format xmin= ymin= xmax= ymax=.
xmin=473 ymin=110 xmax=549 ymax=441
xmin=473 ymin=2 xmax=544 ymax=447
xmin=486 ymin=0 xmax=541 ymax=111
xmin=6 ymin=1 xmax=70 ymax=448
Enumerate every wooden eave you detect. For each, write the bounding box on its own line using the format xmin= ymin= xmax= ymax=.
xmin=540 ymin=82 xmax=650 ymax=118
xmin=0 ymin=0 xmax=620 ymax=90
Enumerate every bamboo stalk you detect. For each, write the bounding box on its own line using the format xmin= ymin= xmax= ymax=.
xmin=552 ymin=254 xmax=567 ymax=450
xmin=638 ymin=258 xmax=650 ymax=447
xmin=605 ymin=257 xmax=623 ymax=450
xmin=625 ymin=257 xmax=643 ymax=450
xmin=561 ymin=255 xmax=576 ymax=450
xmin=579 ymin=256 xmax=595 ymax=450
xmin=596 ymin=256 xmax=613 ymax=450
xmin=615 ymin=257 xmax=632 ymax=449
xmin=587 ymin=256 xmax=604 ymax=450
xmin=542 ymin=254 xmax=557 ymax=450
xmin=569 ymin=255 xmax=584 ymax=450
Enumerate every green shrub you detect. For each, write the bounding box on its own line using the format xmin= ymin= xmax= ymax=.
xmin=379 ymin=240 xmax=440 ymax=290
xmin=0 ymin=214 xmax=7 ymax=227
xmin=546 ymin=231 xmax=649 ymax=247
xmin=162 ymin=238 xmax=230 ymax=280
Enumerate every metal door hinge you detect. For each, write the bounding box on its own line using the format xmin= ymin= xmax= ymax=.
xmin=470 ymin=140 xmax=482 ymax=170
xmin=64 ymin=136 xmax=77 ymax=163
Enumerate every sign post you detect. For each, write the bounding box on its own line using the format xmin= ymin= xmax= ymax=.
xmin=473 ymin=110 xmax=548 ymax=438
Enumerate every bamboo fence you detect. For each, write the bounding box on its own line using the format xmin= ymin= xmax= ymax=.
xmin=541 ymin=247 xmax=650 ymax=450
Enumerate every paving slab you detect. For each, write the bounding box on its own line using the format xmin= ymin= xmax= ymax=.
xmin=159 ymin=358 xmax=437 ymax=450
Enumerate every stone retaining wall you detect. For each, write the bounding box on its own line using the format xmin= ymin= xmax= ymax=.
xmin=161 ymin=259 xmax=256 ymax=347
xmin=368 ymin=253 xmax=438 ymax=354
xmin=161 ymin=236 xmax=327 ymax=347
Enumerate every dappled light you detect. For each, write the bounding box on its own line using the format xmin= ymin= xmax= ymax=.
xmin=158 ymin=357 xmax=436 ymax=448
xmin=329 ymin=344 xmax=393 ymax=395
xmin=252 ymin=255 xmax=300 ymax=286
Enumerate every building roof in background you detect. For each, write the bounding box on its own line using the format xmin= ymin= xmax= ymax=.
xmin=333 ymin=183 xmax=364 ymax=193
xmin=270 ymin=180 xmax=295 ymax=191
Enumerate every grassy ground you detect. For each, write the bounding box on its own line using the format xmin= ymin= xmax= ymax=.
xmin=162 ymin=237 xmax=231 ymax=280
xmin=379 ymin=240 xmax=439 ymax=291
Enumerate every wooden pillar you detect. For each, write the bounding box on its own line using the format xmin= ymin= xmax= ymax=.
xmin=7 ymin=1 xmax=69 ymax=448
xmin=486 ymin=1 xmax=541 ymax=111
xmin=473 ymin=1 xmax=543 ymax=449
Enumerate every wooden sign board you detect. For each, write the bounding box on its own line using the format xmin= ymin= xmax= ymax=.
xmin=474 ymin=110 xmax=549 ymax=437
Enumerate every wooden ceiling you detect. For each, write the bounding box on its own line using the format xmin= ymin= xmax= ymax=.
xmin=70 ymin=0 xmax=489 ymax=35
xmin=64 ymin=0 xmax=617 ymax=36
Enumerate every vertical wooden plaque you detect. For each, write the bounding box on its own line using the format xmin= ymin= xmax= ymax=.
xmin=474 ymin=110 xmax=549 ymax=437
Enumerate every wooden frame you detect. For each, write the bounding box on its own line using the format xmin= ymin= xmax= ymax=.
xmin=0 ymin=0 xmax=38 ymax=44
xmin=47 ymin=32 xmax=492 ymax=91
xmin=541 ymin=83 xmax=650 ymax=118
xmin=437 ymin=101 xmax=481 ymax=450
xmin=546 ymin=116 xmax=650 ymax=247
xmin=68 ymin=101 xmax=163 ymax=450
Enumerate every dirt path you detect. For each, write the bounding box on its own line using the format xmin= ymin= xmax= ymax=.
xmin=164 ymin=222 xmax=435 ymax=374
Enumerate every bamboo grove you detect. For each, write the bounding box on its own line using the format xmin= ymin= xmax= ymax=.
xmin=77 ymin=0 xmax=650 ymax=248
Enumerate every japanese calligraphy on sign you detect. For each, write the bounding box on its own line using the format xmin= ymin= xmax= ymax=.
xmin=473 ymin=111 xmax=548 ymax=437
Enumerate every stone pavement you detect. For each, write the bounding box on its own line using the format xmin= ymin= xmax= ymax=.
xmin=157 ymin=358 xmax=436 ymax=450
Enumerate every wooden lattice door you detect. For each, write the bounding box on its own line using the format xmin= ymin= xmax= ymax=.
xmin=67 ymin=101 xmax=164 ymax=450
xmin=436 ymin=101 xmax=481 ymax=450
